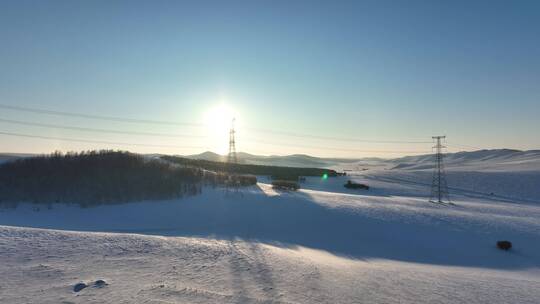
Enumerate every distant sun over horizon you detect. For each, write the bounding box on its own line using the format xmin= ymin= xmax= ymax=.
xmin=0 ymin=1 xmax=539 ymax=157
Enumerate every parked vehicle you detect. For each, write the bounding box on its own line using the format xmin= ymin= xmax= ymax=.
xmin=344 ymin=180 xmax=369 ymax=190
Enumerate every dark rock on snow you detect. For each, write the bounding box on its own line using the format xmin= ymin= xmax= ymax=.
xmin=497 ymin=240 xmax=512 ymax=250
xmin=73 ymin=282 xmax=88 ymax=292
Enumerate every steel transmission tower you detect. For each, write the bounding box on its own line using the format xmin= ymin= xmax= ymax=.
xmin=430 ymin=136 xmax=451 ymax=204
xmin=227 ymin=118 xmax=237 ymax=164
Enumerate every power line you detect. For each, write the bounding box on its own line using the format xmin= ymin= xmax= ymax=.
xmin=0 ymin=116 xmax=433 ymax=154
xmin=0 ymin=117 xmax=432 ymax=153
xmin=0 ymin=103 xmax=432 ymax=144
xmin=243 ymin=137 xmax=432 ymax=154
xmin=0 ymin=131 xmax=207 ymax=150
xmin=0 ymin=103 xmax=204 ymax=127
xmin=247 ymin=127 xmax=432 ymax=144
xmin=446 ymin=142 xmax=484 ymax=150
xmin=0 ymin=103 xmax=486 ymax=152
xmin=0 ymin=118 xmax=208 ymax=138
xmin=0 ymin=128 xmax=435 ymax=155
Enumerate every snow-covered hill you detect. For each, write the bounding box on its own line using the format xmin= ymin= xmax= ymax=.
xmin=184 ymin=149 xmax=540 ymax=172
xmin=388 ymin=149 xmax=540 ymax=172
xmin=1 ymin=175 xmax=539 ymax=303
xmin=2 ymin=224 xmax=538 ymax=304
xmin=2 ymin=180 xmax=539 ymax=266
xmin=1 ymin=149 xmax=540 ymax=303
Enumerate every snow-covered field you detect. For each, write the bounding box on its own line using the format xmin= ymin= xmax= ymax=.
xmin=2 ymin=224 xmax=539 ymax=304
xmin=1 ymin=150 xmax=540 ymax=303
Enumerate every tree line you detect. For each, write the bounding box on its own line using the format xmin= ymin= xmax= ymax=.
xmin=0 ymin=150 xmax=208 ymax=206
xmin=162 ymin=156 xmax=337 ymax=181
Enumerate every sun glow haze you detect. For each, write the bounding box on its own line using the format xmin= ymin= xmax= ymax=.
xmin=203 ymin=104 xmax=238 ymax=154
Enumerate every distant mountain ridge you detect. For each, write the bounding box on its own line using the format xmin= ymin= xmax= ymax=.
xmin=185 ymin=149 xmax=540 ymax=171
xmin=0 ymin=153 xmax=36 ymax=164
xmin=2 ymin=149 xmax=540 ymax=172
xmin=184 ymin=151 xmax=361 ymax=168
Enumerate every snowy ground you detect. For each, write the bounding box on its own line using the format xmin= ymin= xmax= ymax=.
xmin=2 ymin=225 xmax=539 ymax=304
xmin=1 ymin=169 xmax=540 ymax=303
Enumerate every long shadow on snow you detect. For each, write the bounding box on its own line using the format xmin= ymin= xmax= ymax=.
xmin=113 ymin=188 xmax=540 ymax=271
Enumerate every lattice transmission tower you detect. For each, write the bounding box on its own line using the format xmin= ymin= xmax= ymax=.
xmin=227 ymin=118 xmax=237 ymax=164
xmin=430 ymin=136 xmax=451 ymax=204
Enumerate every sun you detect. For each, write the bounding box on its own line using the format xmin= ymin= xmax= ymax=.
xmin=204 ymin=104 xmax=236 ymax=134
xmin=203 ymin=104 xmax=237 ymax=154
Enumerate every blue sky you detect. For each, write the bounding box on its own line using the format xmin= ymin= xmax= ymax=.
xmin=0 ymin=0 xmax=539 ymax=157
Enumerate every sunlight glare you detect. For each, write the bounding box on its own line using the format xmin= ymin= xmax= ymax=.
xmin=203 ymin=104 xmax=237 ymax=154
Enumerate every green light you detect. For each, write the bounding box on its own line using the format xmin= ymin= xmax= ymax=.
xmin=322 ymin=173 xmax=328 ymax=180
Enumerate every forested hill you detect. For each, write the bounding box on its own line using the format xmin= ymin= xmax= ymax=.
xmin=0 ymin=151 xmax=206 ymax=206
xmin=162 ymin=155 xmax=337 ymax=180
